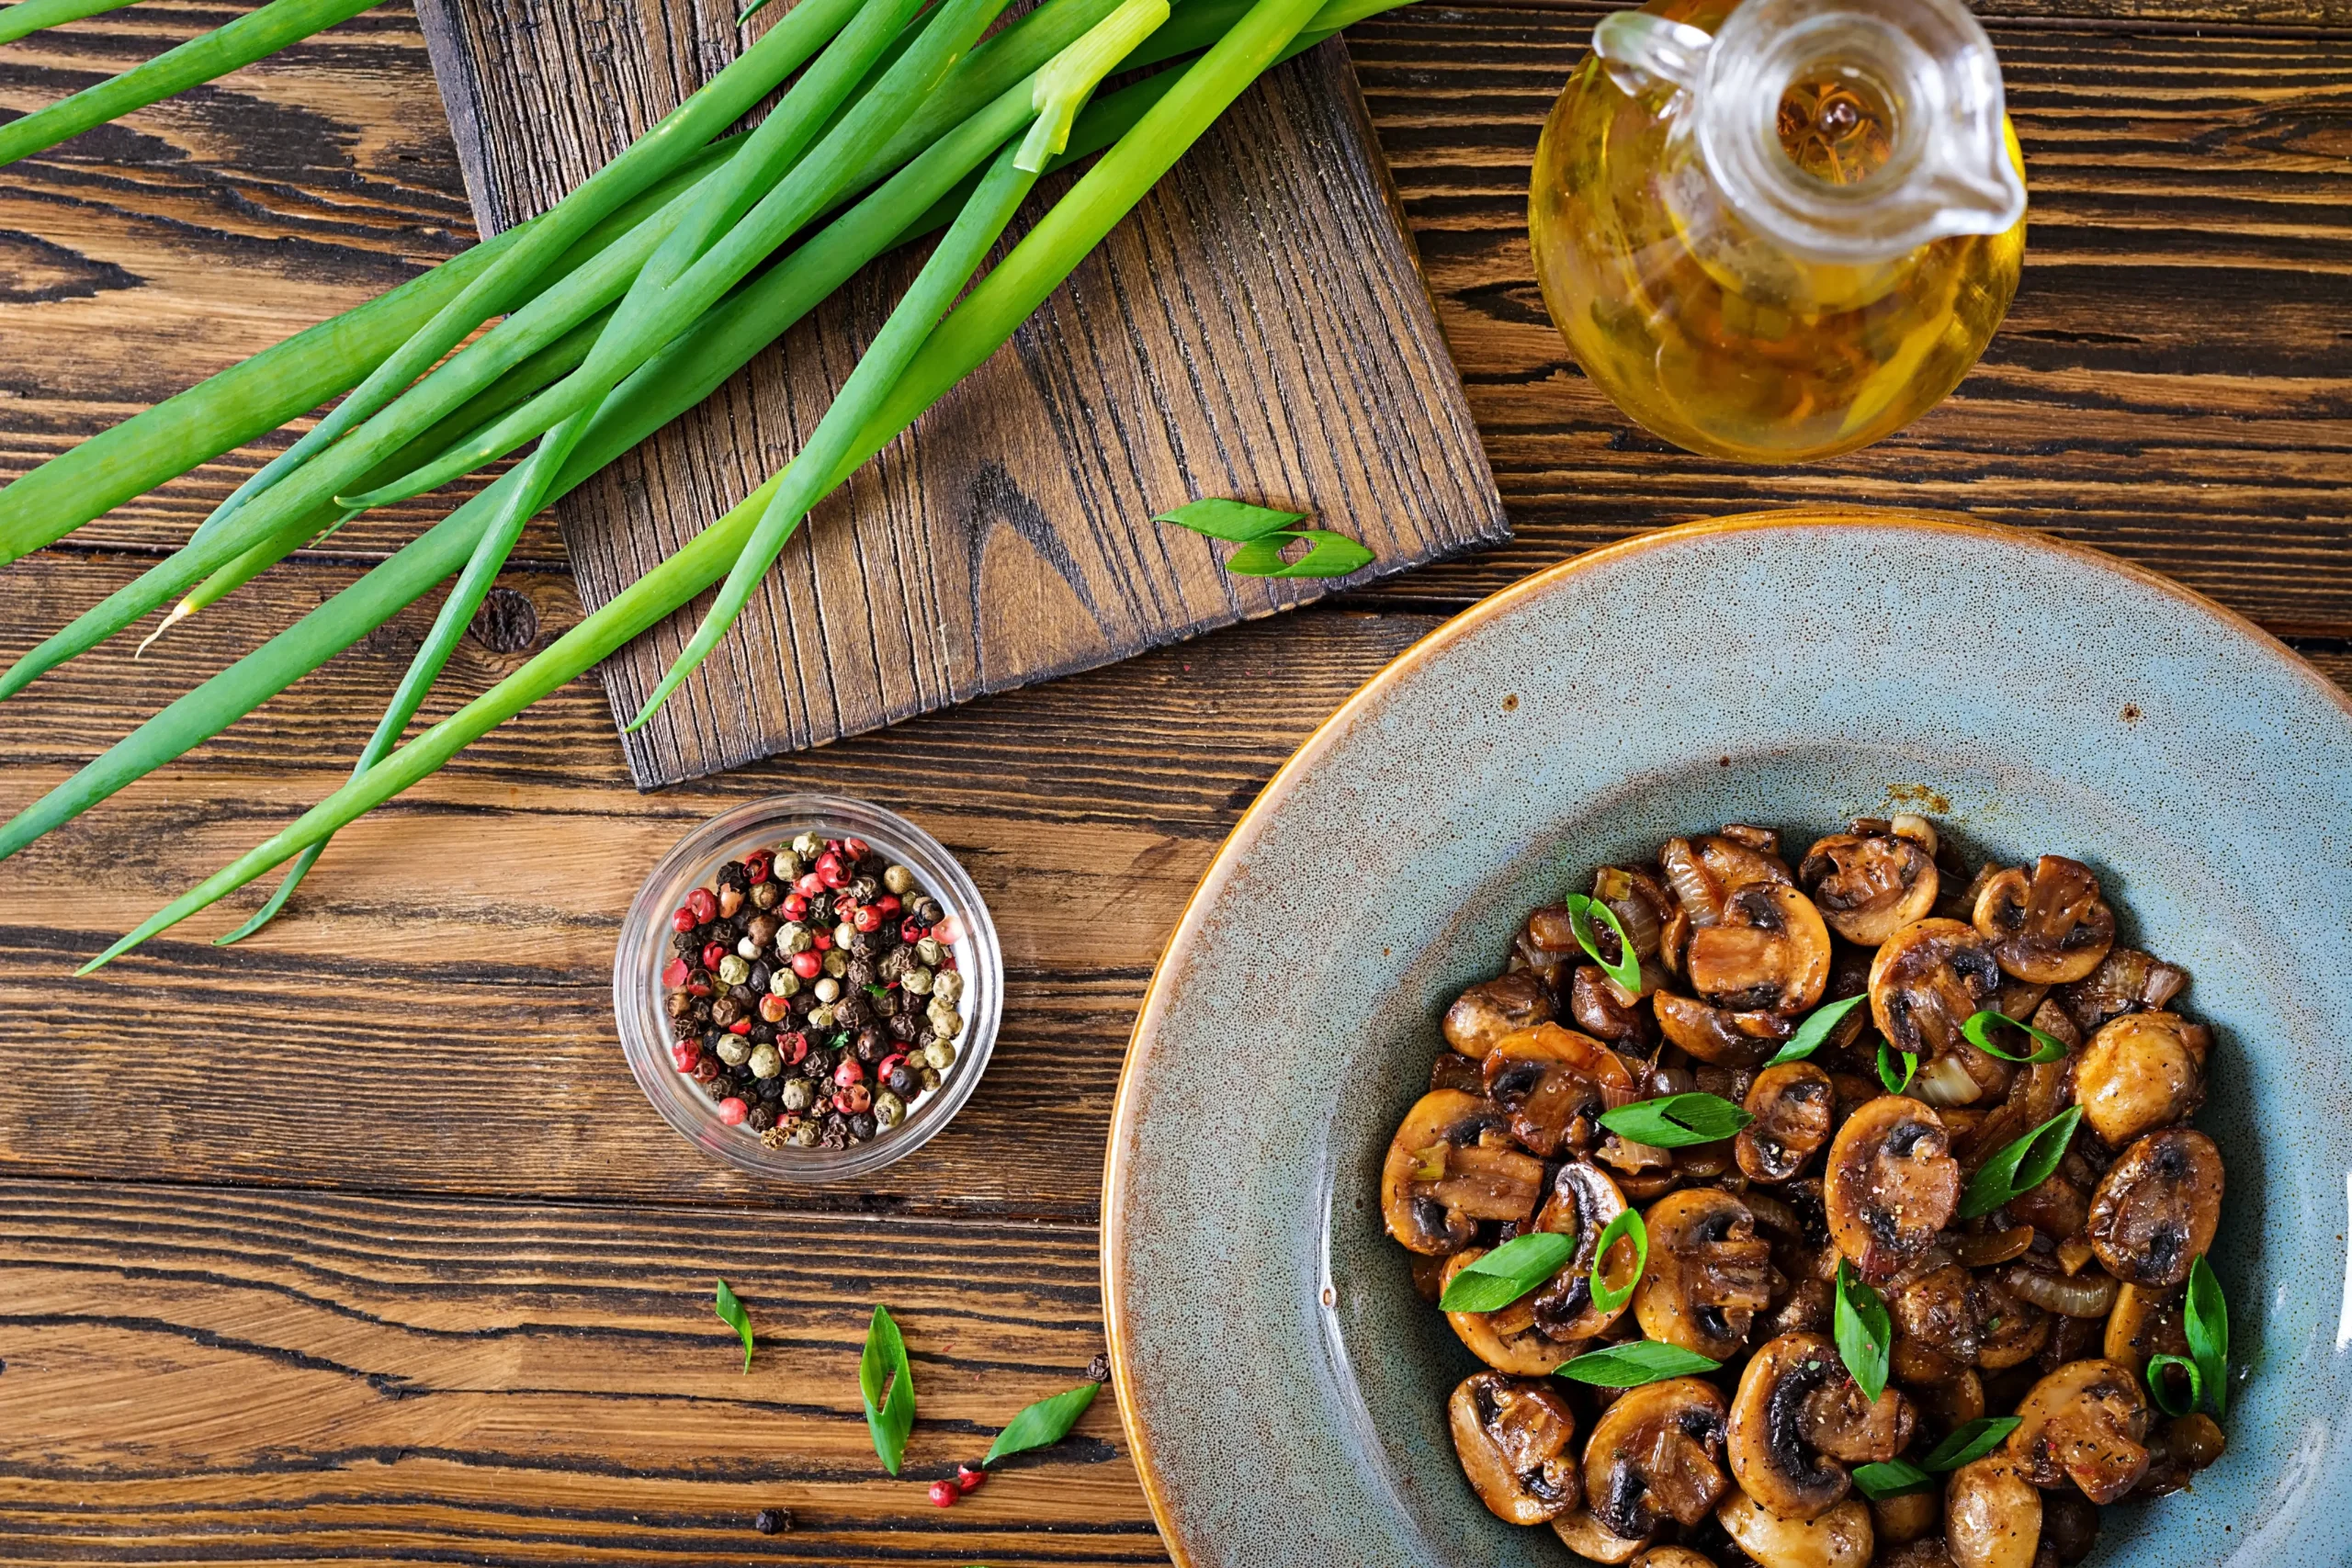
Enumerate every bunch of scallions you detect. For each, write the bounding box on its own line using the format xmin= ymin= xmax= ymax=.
xmin=0 ymin=0 xmax=1412 ymax=971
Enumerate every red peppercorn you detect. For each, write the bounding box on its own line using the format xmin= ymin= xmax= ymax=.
xmin=834 ymin=1059 xmax=865 ymax=1088
xmin=900 ymin=919 xmax=928 ymax=943
xmin=796 ymin=872 xmax=824 ymax=897
xmin=728 ymin=1017 xmax=752 ymax=1035
xmin=844 ymin=837 xmax=871 ymax=860
xmin=745 ymin=851 xmax=773 ymax=885
xmin=780 ymin=1032 xmax=808 ymax=1065
xmin=686 ymin=888 xmax=718 ymax=923
xmin=782 ymin=893 xmax=809 ymax=919
xmin=701 ymin=941 xmax=728 ymax=972
xmin=662 ymin=957 xmax=691 ymax=988
xmin=718 ymin=1098 xmax=748 ymax=1125
xmin=812 ymin=931 xmax=832 ymax=952
xmin=672 ymin=906 xmax=697 ymax=933
xmin=928 ymin=1481 xmax=957 ymax=1508
xmin=669 ymin=1042 xmax=699 ymax=1072
xmin=790 ymin=951 xmax=823 ymax=979
xmin=685 ymin=972 xmax=714 ymax=998
xmin=852 ymin=904 xmax=883 ymax=933
xmin=836 ymin=1084 xmax=872 ymax=1115
xmin=876 ymin=895 xmax=901 ymax=917
xmin=815 ymin=852 xmax=849 ymax=889
xmin=876 ymin=1053 xmax=906 ymax=1082
xmin=691 ymin=1057 xmax=724 ymax=1085
xmin=825 ymin=839 xmax=842 ymax=854
xmin=956 ymin=1463 xmax=986 ymax=1494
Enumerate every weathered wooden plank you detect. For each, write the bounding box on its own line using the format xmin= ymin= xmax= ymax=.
xmin=0 ymin=1178 xmax=1169 ymax=1565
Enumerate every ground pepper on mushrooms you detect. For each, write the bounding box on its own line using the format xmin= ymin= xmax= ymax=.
xmin=660 ymin=832 xmax=968 ymax=1150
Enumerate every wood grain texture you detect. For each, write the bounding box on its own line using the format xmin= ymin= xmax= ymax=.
xmin=414 ymin=0 xmax=1508 ymax=785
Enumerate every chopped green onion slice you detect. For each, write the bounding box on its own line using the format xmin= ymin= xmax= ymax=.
xmin=1598 ymin=1092 xmax=1751 ymax=1149
xmin=1151 ymin=496 xmax=1305 ymax=542
xmin=1222 ymin=527 xmax=1373 ymax=579
xmin=1876 ymin=1041 xmax=1918 ymax=1095
xmin=2146 ymin=1353 xmax=2202 ymax=1419
xmin=714 ymin=1278 xmax=755 ymax=1372
xmin=1921 ymin=1416 xmax=2020 ymax=1471
xmin=1962 ymin=1009 xmax=2069 ymax=1064
xmin=1555 ymin=1340 xmax=1721 ymax=1387
xmin=1957 ymin=1105 xmax=2084 ymax=1220
xmin=1767 ymin=992 xmax=1867 ymax=1066
xmin=1564 ymin=893 xmax=1642 ymax=995
xmin=2184 ymin=1255 xmax=2229 ymax=1416
xmin=1833 ymin=1259 xmax=1892 ymax=1404
xmin=1850 ymin=1459 xmax=1936 ymax=1499
xmin=1438 ymin=1232 xmax=1576 ymax=1314
xmin=859 ymin=1304 xmax=917 ymax=1475
xmin=984 ymin=1382 xmax=1100 ymax=1463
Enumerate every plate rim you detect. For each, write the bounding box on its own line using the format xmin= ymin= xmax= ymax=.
xmin=1099 ymin=506 xmax=2350 ymax=1564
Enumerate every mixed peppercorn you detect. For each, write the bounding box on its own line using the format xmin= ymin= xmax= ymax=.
xmin=662 ymin=831 xmax=969 ymax=1149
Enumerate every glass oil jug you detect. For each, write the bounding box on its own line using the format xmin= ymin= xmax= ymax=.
xmin=1530 ymin=0 xmax=2029 ymax=462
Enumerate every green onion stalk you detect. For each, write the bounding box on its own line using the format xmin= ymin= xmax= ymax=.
xmin=76 ymin=0 xmax=1341 ymax=970
xmin=0 ymin=0 xmax=385 ymax=169
xmin=0 ymin=0 xmax=146 ymax=46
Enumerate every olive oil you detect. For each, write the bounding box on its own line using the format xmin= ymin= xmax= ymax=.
xmin=1529 ymin=0 xmax=2027 ymax=463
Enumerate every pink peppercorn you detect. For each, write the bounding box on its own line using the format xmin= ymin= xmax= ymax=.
xmin=745 ymin=851 xmax=773 ymax=885
xmin=783 ymin=893 xmax=809 ymax=919
xmin=956 ymin=1463 xmax=986 ymax=1494
xmin=900 ymin=919 xmax=927 ymax=943
xmin=876 ymin=895 xmax=901 ymax=917
xmin=727 ymin=1017 xmax=752 ymax=1036
xmin=812 ymin=931 xmax=832 ymax=952
xmin=669 ymin=1043 xmax=699 ymax=1072
xmin=790 ymin=951 xmax=823 ymax=979
xmin=779 ymin=1032 xmax=808 ymax=1064
xmin=815 ymin=852 xmax=849 ymax=889
xmin=876 ymin=1053 xmax=907 ymax=1082
xmin=797 ymin=872 xmax=824 ymax=897
xmin=834 ymin=1059 xmax=865 ymax=1088
xmin=836 ymin=1084 xmax=872 ymax=1115
xmin=852 ymin=904 xmax=883 ymax=933
xmin=718 ymin=1098 xmax=748 ymax=1125
xmin=844 ymin=837 xmax=870 ymax=859
xmin=928 ymin=1481 xmax=958 ymax=1508
xmin=685 ymin=888 xmax=718 ymax=923
xmin=672 ymin=906 xmax=697 ymax=933
xmin=701 ymin=941 xmax=728 ymax=972
xmin=662 ymin=957 xmax=690 ymax=988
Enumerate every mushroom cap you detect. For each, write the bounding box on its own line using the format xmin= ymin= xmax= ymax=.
xmin=1971 ymin=857 xmax=2116 ymax=986
xmin=1584 ymin=1377 xmax=1732 ymax=1539
xmin=2003 ymin=1358 xmax=2152 ymax=1503
xmin=1728 ymin=1330 xmax=1910 ymax=1521
xmin=1635 ymin=1188 xmax=1781 ymax=1360
xmin=2055 ymin=947 xmax=2188 ymax=1035
xmin=1380 ymin=1090 xmax=1544 ymax=1255
xmin=1716 ymin=1491 xmax=1874 ymax=1568
xmin=1801 ymin=829 xmax=1941 ymax=947
xmin=1870 ymin=1488 xmax=1942 ymax=1549
xmin=1869 ymin=919 xmax=2002 ymax=1060
xmin=1655 ymin=990 xmax=1795 ymax=1067
xmin=1446 ymin=1371 xmax=1583 ymax=1525
xmin=1737 ymin=1062 xmax=1838 ymax=1183
xmin=1942 ymin=1456 xmax=2041 ymax=1568
xmin=1880 ymin=1540 xmax=1958 ymax=1568
xmin=1823 ymin=1097 xmax=1961 ymax=1281
xmin=2075 ymin=1011 xmax=2208 ymax=1146
xmin=1688 ymin=885 xmax=1832 ymax=1015
xmin=1527 ymin=1160 xmax=1640 ymax=1342
xmin=1439 ymin=1248 xmax=1579 ymax=1375
xmin=1442 ymin=971 xmax=1555 ymax=1057
xmin=2086 ymin=1127 xmax=2223 ymax=1288
xmin=1482 ymin=1022 xmax=1630 ymax=1157
xmin=1888 ymin=1263 xmax=1984 ymax=1365
xmin=1551 ymin=1507 xmax=1653 ymax=1563
xmin=1971 ymin=1279 xmax=2052 ymax=1370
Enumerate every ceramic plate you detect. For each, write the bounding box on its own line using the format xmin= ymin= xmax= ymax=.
xmin=1102 ymin=512 xmax=2352 ymax=1568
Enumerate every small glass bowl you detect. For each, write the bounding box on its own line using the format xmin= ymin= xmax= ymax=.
xmin=615 ymin=794 xmax=1001 ymax=1182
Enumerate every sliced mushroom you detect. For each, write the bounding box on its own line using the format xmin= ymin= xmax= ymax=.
xmin=1381 ymin=1090 xmax=1545 ymax=1254
xmin=1737 ymin=1062 xmax=1837 ymax=1182
xmin=1635 ymin=1189 xmax=1781 ymax=1360
xmin=2004 ymin=1359 xmax=2151 ymax=1503
xmin=1728 ymin=1331 xmax=1915 ymax=1520
xmin=1973 ymin=1280 xmax=2052 ymax=1371
xmin=1483 ymin=1022 xmax=1629 ymax=1156
xmin=1889 ymin=1263 xmax=1984 ymax=1365
xmin=2100 ymin=1282 xmax=2188 ymax=1382
xmin=1553 ymin=1507 xmax=1654 ymax=1563
xmin=1871 ymin=1489 xmax=1941 ymax=1550
xmin=1870 ymin=919 xmax=2002 ymax=1060
xmin=1687 ymin=884 xmax=1832 ymax=1014
xmin=1527 ymin=1160 xmax=1640 ymax=1342
xmin=1970 ymin=857 xmax=2116 ymax=986
xmin=1443 ymin=971 xmax=1555 ymax=1057
xmin=2074 ymin=1011 xmax=2209 ymax=1146
xmin=1584 ymin=1378 xmax=1731 ymax=1540
xmin=1824 ymin=1097 xmax=1961 ymax=1280
xmin=1716 ymin=1492 xmax=1873 ymax=1568
xmin=1655 ymin=990 xmax=1795 ymax=1067
xmin=1801 ymin=825 xmax=1941 ymax=946
xmin=1429 ymin=1051 xmax=1484 ymax=1095
xmin=2056 ymin=948 xmax=2188 ymax=1034
xmin=1575 ymin=963 xmax=1660 ymax=1047
xmin=2085 ymin=1128 xmax=2222 ymax=1288
xmin=1439 ymin=1248 xmax=1579 ymax=1375
xmin=1447 ymin=1371 xmax=1582 ymax=1524
xmin=1942 ymin=1457 xmax=2041 ymax=1568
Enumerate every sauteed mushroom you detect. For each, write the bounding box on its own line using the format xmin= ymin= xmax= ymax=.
xmin=1870 ymin=1490 xmax=1940 ymax=1550
xmin=1801 ymin=823 xmax=1941 ymax=946
xmin=1584 ymin=1378 xmax=1732 ymax=1540
xmin=1576 ymin=964 xmax=1660 ymax=1048
xmin=1878 ymin=1541 xmax=1955 ymax=1568
xmin=2039 ymin=1492 xmax=2100 ymax=1565
xmin=1888 ymin=1263 xmax=1984 ymax=1366
xmin=1448 ymin=1371 xmax=1583 ymax=1524
xmin=1553 ymin=1507 xmax=1654 ymax=1563
xmin=2085 ymin=1128 xmax=2222 ymax=1288
xmin=1688 ymin=884 xmax=1832 ymax=1014
xmin=1484 ymin=1022 xmax=1627 ymax=1156
xmin=1527 ymin=1160 xmax=1640 ymax=1341
xmin=1636 ymin=1188 xmax=1781 ymax=1360
xmin=1824 ymin=1097 xmax=1961 ymax=1280
xmin=2057 ymin=948 xmax=2187 ymax=1034
xmin=1943 ymin=1457 xmax=2041 ymax=1568
xmin=2100 ymin=1282 xmax=2188 ymax=1382
xmin=1971 ymin=857 xmax=2116 ymax=986
xmin=1973 ymin=1280 xmax=2052 ymax=1371
xmin=2004 ymin=1359 xmax=2150 ymax=1504
xmin=1728 ymin=1331 xmax=1914 ymax=1520
xmin=1870 ymin=919 xmax=2002 ymax=1060
xmin=1382 ymin=1090 xmax=1544 ymax=1253
xmin=1718 ymin=1492 xmax=1874 ymax=1568
xmin=1737 ymin=1062 xmax=1838 ymax=1182
xmin=2074 ymin=1012 xmax=2208 ymax=1146
xmin=2136 ymin=1412 xmax=2226 ymax=1496
xmin=1631 ymin=1550 xmax=1718 ymax=1568
xmin=1443 ymin=971 xmax=1555 ymax=1057
xmin=1656 ymin=990 xmax=1795 ymax=1067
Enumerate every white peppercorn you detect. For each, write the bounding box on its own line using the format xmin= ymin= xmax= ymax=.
xmin=833 ymin=920 xmax=856 ymax=948
xmin=749 ymin=1043 xmax=783 ymax=1079
xmin=736 ymin=935 xmax=763 ymax=960
xmin=932 ymin=969 xmax=963 ymax=1006
xmin=902 ymin=966 xmax=933 ymax=997
xmin=807 ymin=1004 xmax=837 ymax=1030
xmin=813 ymin=976 xmax=842 ymax=1004
xmin=883 ymin=863 xmax=915 ymax=895
xmin=717 ymin=1036 xmax=752 ymax=1066
xmin=928 ymin=1003 xmax=964 ymax=1038
xmin=922 ymin=1039 xmax=957 ymax=1071
xmin=791 ymin=831 xmax=823 ymax=860
xmin=775 ymin=851 xmax=804 ymax=883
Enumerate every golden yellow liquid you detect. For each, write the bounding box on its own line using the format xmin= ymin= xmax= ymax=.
xmin=1529 ymin=0 xmax=2027 ymax=463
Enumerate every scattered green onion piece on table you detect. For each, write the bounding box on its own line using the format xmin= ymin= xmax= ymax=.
xmin=1920 ymin=1416 xmax=2019 ymax=1471
xmin=1437 ymin=1231 xmax=1576 ymax=1314
xmin=0 ymin=0 xmax=386 ymax=170
xmin=1962 ymin=1009 xmax=2069 ymax=1064
xmin=1876 ymin=1041 xmax=1918 ymax=1095
xmin=1152 ymin=497 xmax=1306 ymax=541
xmin=0 ymin=0 xmax=147 ymax=46
xmin=715 ymin=1279 xmax=756 ymax=1372
xmin=1768 ymin=992 xmax=1867 ymax=1066
xmin=983 ymin=1382 xmax=1100 ymax=1463
xmin=1850 ymin=1459 xmax=1936 ymax=1499
xmin=1956 ymin=1105 xmax=2083 ymax=1220
xmin=859 ymin=1304 xmax=917 ymax=1473
xmin=1586 ymin=1207 xmax=1647 ymax=1314
xmin=1555 ymin=1341 xmax=1721 ymax=1388
xmin=1598 ymin=1092 xmax=1751 ymax=1149
xmin=1833 ymin=1259 xmax=1892 ymax=1404
xmin=1221 ymin=528 xmax=1374 ymax=579
xmin=1563 ymin=892 xmax=1644 ymax=995
xmin=2184 ymin=1254 xmax=2229 ymax=1416
xmin=2145 ymin=1353 xmax=2202 ymax=1418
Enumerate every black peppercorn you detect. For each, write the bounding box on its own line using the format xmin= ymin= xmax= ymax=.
xmin=807 ymin=892 xmax=834 ymax=925
xmin=834 ymin=995 xmax=870 ymax=1031
xmin=845 ymin=957 xmax=876 ymax=989
xmin=887 ymin=1065 xmax=919 ymax=1097
xmin=851 ymin=930 xmax=885 ymax=959
xmin=748 ymin=962 xmax=773 ymax=993
xmin=1084 ymin=1351 xmax=1111 ymax=1382
xmin=747 ymin=913 xmax=781 ymax=948
xmin=666 ymin=990 xmax=697 ymax=1020
xmin=673 ymin=930 xmax=701 ymax=955
xmin=878 ymin=946 xmax=912 ymax=982
xmin=711 ymin=997 xmax=747 ymax=1027
xmin=748 ymin=1104 xmax=776 ymax=1133
xmin=717 ymin=862 xmax=751 ymax=893
xmin=727 ymin=983 xmax=758 ymax=1010
xmin=847 ymin=875 xmax=880 ymax=905
xmin=854 ymin=1026 xmax=888 ymax=1063
xmin=750 ymin=1023 xmax=776 ymax=1045
xmin=887 ymin=1011 xmax=919 ymax=1042
xmin=849 ymin=1111 xmax=877 ymax=1140
xmin=913 ymin=896 xmax=944 ymax=924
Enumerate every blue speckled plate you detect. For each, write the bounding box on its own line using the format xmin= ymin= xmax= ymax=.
xmin=1102 ymin=512 xmax=2352 ymax=1568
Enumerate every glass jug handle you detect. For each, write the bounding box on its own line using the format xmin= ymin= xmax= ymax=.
xmin=1591 ymin=11 xmax=1715 ymax=99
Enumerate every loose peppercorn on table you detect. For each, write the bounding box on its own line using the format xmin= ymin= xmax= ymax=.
xmin=0 ymin=1 xmax=2348 ymax=1562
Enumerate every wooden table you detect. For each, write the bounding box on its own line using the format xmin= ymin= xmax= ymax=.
xmin=0 ymin=1 xmax=2346 ymax=1562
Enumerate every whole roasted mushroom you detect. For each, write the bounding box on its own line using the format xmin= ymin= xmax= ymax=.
xmin=1942 ymin=1456 xmax=2041 ymax=1568
xmin=2004 ymin=1359 xmax=2151 ymax=1503
xmin=1381 ymin=1090 xmax=1544 ymax=1254
xmin=1888 ymin=1262 xmax=1984 ymax=1366
xmin=1483 ymin=1022 xmax=1628 ymax=1156
xmin=1736 ymin=1061 xmax=1837 ymax=1182
xmin=2085 ymin=1128 xmax=2223 ymax=1288
xmin=1583 ymin=1377 xmax=1731 ymax=1541
xmin=1971 ymin=856 xmax=2116 ymax=986
xmin=1629 ymin=1550 xmax=1717 ymax=1568
xmin=1801 ymin=821 xmax=1941 ymax=946
xmin=2074 ymin=1011 xmax=2208 ymax=1146
xmin=1527 ymin=1160 xmax=1641 ymax=1342
xmin=1442 ymin=971 xmax=1555 ymax=1057
xmin=1635 ymin=1188 xmax=1781 ymax=1360
xmin=1824 ymin=1097 xmax=1961 ymax=1280
xmin=1716 ymin=1491 xmax=1874 ymax=1568
xmin=1687 ymin=884 xmax=1832 ymax=1015
xmin=1870 ymin=919 xmax=2002 ymax=1061
xmin=1447 ymin=1371 xmax=1582 ymax=1524
xmin=1655 ymin=990 xmax=1794 ymax=1067
xmin=1727 ymin=1331 xmax=1915 ymax=1520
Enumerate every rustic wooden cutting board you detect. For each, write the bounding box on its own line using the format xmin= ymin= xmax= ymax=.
xmin=413 ymin=0 xmax=1508 ymax=787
